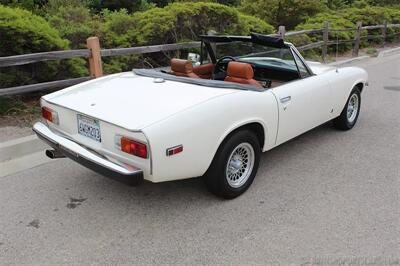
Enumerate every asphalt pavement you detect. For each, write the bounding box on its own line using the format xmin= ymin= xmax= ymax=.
xmin=0 ymin=55 xmax=399 ymax=265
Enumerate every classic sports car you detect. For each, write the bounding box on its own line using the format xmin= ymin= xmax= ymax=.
xmin=33 ymin=33 xmax=368 ymax=198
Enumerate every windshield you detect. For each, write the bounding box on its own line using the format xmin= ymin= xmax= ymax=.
xmin=215 ymin=41 xmax=298 ymax=71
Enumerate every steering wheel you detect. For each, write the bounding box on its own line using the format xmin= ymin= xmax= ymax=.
xmin=214 ymin=56 xmax=237 ymax=75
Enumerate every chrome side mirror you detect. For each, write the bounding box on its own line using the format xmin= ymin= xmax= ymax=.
xmin=188 ymin=53 xmax=201 ymax=67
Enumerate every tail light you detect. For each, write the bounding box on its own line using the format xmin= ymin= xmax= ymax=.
xmin=115 ymin=135 xmax=148 ymax=159
xmin=41 ymin=106 xmax=59 ymax=125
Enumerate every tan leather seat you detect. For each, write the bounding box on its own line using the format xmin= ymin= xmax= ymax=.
xmin=170 ymin=59 xmax=199 ymax=78
xmin=193 ymin=63 xmax=214 ymax=79
xmin=224 ymin=62 xmax=262 ymax=88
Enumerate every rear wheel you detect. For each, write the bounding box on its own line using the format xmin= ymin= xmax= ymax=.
xmin=203 ymin=130 xmax=261 ymax=199
xmin=333 ymin=87 xmax=361 ymax=130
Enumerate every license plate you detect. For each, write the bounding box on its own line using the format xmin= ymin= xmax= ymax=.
xmin=77 ymin=114 xmax=101 ymax=142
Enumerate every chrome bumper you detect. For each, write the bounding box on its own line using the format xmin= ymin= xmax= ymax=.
xmin=33 ymin=122 xmax=143 ymax=186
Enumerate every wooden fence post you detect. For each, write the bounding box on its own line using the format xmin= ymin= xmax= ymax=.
xmin=353 ymin=21 xmax=362 ymax=57
xmin=383 ymin=20 xmax=388 ymax=46
xmin=278 ymin=26 xmax=286 ymax=39
xmin=322 ymin=21 xmax=329 ymax=63
xmin=87 ymin=37 xmax=103 ymax=78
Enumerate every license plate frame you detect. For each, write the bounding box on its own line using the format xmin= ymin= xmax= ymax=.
xmin=77 ymin=114 xmax=101 ymax=142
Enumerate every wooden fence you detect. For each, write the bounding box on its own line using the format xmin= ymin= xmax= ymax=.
xmin=1 ymin=21 xmax=399 ymax=97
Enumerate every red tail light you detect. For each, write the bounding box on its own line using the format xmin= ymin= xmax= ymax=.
xmin=41 ymin=106 xmax=59 ymax=124
xmin=119 ymin=136 xmax=148 ymax=158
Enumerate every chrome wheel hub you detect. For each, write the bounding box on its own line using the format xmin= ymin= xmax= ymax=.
xmin=226 ymin=143 xmax=255 ymax=188
xmin=347 ymin=94 xmax=359 ymax=123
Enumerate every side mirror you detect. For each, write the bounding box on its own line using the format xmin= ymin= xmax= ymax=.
xmin=188 ymin=53 xmax=201 ymax=67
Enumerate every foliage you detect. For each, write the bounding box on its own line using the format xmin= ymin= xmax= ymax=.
xmin=325 ymin=0 xmax=350 ymax=10
xmin=125 ymin=2 xmax=274 ymax=45
xmin=98 ymin=2 xmax=274 ymax=72
xmin=339 ymin=6 xmax=400 ymax=25
xmin=1 ymin=0 xmax=399 ymax=89
xmin=90 ymin=0 xmax=154 ymax=13
xmin=240 ymin=0 xmax=327 ymax=29
xmin=295 ymin=5 xmax=400 ymax=54
xmin=178 ymin=0 xmax=241 ymax=6
xmin=0 ymin=96 xmax=25 ymax=115
xmin=0 ymin=5 xmax=87 ymax=88
xmin=46 ymin=5 xmax=99 ymax=49
xmin=366 ymin=0 xmax=400 ymax=6
xmin=296 ymin=13 xmax=355 ymax=52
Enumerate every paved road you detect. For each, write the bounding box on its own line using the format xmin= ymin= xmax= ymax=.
xmin=0 ymin=56 xmax=399 ymax=265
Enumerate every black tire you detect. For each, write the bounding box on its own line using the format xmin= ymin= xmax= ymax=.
xmin=203 ymin=129 xmax=261 ymax=199
xmin=333 ymin=87 xmax=361 ymax=130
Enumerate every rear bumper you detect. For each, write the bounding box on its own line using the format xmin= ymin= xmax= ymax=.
xmin=33 ymin=122 xmax=143 ymax=186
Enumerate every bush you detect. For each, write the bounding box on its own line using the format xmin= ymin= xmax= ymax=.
xmin=340 ymin=6 xmax=400 ymax=25
xmin=90 ymin=0 xmax=154 ymax=13
xmin=126 ymin=2 xmax=274 ymax=45
xmin=46 ymin=5 xmax=99 ymax=49
xmin=0 ymin=5 xmax=87 ymax=88
xmin=240 ymin=0 xmax=326 ymax=30
xmin=296 ymin=13 xmax=356 ymax=53
xmin=99 ymin=2 xmax=274 ymax=72
xmin=295 ymin=5 xmax=400 ymax=56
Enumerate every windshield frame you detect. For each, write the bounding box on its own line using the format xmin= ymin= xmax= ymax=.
xmin=200 ymin=34 xmax=314 ymax=78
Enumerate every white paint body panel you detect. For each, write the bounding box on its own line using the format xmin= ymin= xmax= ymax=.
xmin=45 ymin=72 xmax=235 ymax=131
xmin=41 ymin=64 xmax=368 ymax=183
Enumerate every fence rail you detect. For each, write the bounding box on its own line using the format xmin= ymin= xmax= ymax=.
xmin=1 ymin=21 xmax=399 ymax=96
xmin=0 ymin=49 xmax=91 ymax=68
xmin=101 ymin=42 xmax=201 ymax=57
xmin=0 ymin=77 xmax=91 ymax=97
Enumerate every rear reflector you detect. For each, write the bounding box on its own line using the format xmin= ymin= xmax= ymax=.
xmin=166 ymin=145 xmax=183 ymax=156
xmin=118 ymin=136 xmax=148 ymax=159
xmin=41 ymin=106 xmax=59 ymax=125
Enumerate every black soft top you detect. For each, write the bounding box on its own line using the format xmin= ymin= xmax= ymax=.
xmin=199 ymin=33 xmax=288 ymax=49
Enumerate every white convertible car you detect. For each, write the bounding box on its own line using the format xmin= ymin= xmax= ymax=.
xmin=33 ymin=33 xmax=368 ymax=198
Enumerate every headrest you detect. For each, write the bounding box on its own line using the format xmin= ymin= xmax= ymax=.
xmin=171 ymin=59 xmax=193 ymax=73
xmin=226 ymin=62 xmax=254 ymax=80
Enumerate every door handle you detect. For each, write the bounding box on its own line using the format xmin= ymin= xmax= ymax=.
xmin=280 ymin=96 xmax=291 ymax=104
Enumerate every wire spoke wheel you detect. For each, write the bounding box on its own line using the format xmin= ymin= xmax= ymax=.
xmin=347 ymin=93 xmax=359 ymax=123
xmin=225 ymin=142 xmax=255 ymax=188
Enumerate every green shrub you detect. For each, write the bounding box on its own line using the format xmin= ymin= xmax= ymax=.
xmin=99 ymin=2 xmax=274 ymax=72
xmin=295 ymin=6 xmax=400 ymax=57
xmin=340 ymin=6 xmax=400 ymax=25
xmin=90 ymin=0 xmax=154 ymax=13
xmin=0 ymin=5 xmax=87 ymax=88
xmin=0 ymin=96 xmax=25 ymax=115
xmin=240 ymin=0 xmax=326 ymax=29
xmin=296 ymin=13 xmax=356 ymax=53
xmin=46 ymin=5 xmax=99 ymax=49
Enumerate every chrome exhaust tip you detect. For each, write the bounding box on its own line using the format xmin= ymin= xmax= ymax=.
xmin=45 ymin=149 xmax=65 ymax=159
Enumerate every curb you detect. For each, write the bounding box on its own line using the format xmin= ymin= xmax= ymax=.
xmin=0 ymin=134 xmax=48 ymax=162
xmin=378 ymin=47 xmax=400 ymax=58
xmin=328 ymin=56 xmax=370 ymax=67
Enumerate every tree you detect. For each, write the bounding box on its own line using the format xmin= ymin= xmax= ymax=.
xmin=0 ymin=5 xmax=87 ymax=88
xmin=98 ymin=2 xmax=274 ymax=72
xmin=366 ymin=0 xmax=400 ymax=5
xmin=177 ymin=0 xmax=241 ymax=6
xmin=46 ymin=5 xmax=99 ymax=49
xmin=90 ymin=0 xmax=154 ymax=12
xmin=325 ymin=0 xmax=349 ymax=9
xmin=240 ymin=0 xmax=326 ymax=29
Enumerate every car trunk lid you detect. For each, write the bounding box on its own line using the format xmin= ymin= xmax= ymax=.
xmin=44 ymin=72 xmax=236 ymax=131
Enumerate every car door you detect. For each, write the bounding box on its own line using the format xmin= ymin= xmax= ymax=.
xmin=272 ymin=49 xmax=333 ymax=145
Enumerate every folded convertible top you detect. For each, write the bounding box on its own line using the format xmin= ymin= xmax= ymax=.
xmin=133 ymin=69 xmax=265 ymax=92
xmin=199 ymin=33 xmax=287 ymax=49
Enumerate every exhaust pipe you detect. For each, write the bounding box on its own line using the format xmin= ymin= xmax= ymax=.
xmin=45 ymin=149 xmax=65 ymax=159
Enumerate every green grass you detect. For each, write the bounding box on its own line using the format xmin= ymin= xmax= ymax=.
xmin=0 ymin=97 xmax=26 ymax=115
xmin=366 ymin=48 xmax=378 ymax=57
